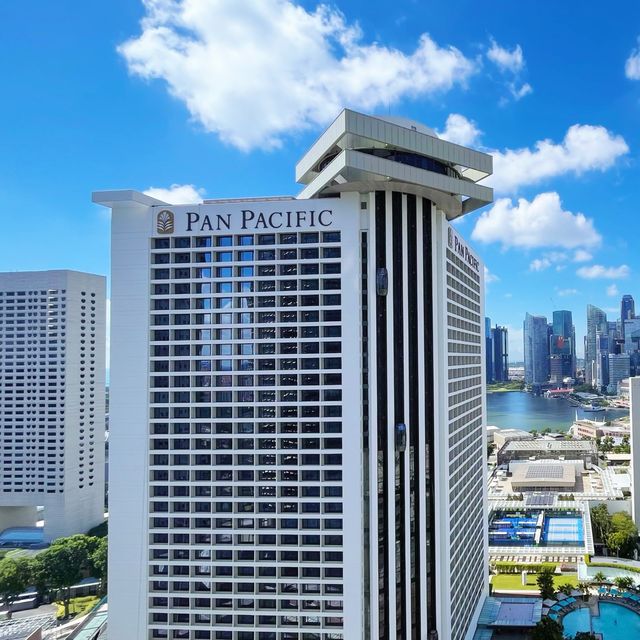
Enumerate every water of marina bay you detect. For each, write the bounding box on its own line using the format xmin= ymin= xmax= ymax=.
xmin=486 ymin=391 xmax=629 ymax=432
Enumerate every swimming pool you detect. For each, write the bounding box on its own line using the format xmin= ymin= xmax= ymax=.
xmin=563 ymin=603 xmax=640 ymax=638
xmin=543 ymin=516 xmax=583 ymax=544
xmin=488 ymin=510 xmax=584 ymax=547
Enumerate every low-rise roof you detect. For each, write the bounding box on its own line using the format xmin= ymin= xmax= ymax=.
xmin=502 ymin=439 xmax=596 ymax=453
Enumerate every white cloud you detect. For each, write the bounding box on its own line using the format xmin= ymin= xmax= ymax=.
xmin=529 ymin=251 xmax=568 ymax=272
xmin=487 ymin=39 xmax=524 ymax=73
xmin=144 ymin=184 xmax=204 ymax=204
xmin=607 ymin=284 xmax=620 ymax=297
xmin=529 ymin=257 xmax=551 ymax=272
xmin=484 ymin=266 xmax=499 ymax=283
xmin=509 ymin=82 xmax=532 ymax=101
xmin=487 ymin=39 xmax=531 ymax=104
xmin=472 ymin=192 xmax=601 ymax=250
xmin=119 ymin=0 xmax=477 ymax=151
xmin=625 ymin=39 xmax=640 ymax=80
xmin=557 ymin=288 xmax=579 ymax=297
xmin=438 ymin=113 xmax=481 ymax=147
xmin=577 ymin=264 xmax=630 ymax=279
xmin=490 ymin=124 xmax=629 ymax=194
xmin=573 ymin=249 xmax=593 ymax=263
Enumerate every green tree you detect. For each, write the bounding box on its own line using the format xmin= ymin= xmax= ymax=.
xmin=536 ymin=567 xmax=556 ymax=600
xmin=37 ymin=534 xmax=97 ymax=618
xmin=607 ymin=512 xmax=638 ymax=558
xmin=0 ymin=557 xmax=31 ymax=619
xmin=599 ymin=436 xmax=615 ymax=453
xmin=531 ymin=617 xmax=564 ymax=640
xmin=590 ymin=504 xmax=612 ymax=543
xmin=90 ymin=537 xmax=108 ymax=595
xmin=614 ymin=576 xmax=634 ymax=590
xmin=558 ymin=582 xmax=574 ymax=595
xmin=577 ymin=580 xmax=592 ymax=600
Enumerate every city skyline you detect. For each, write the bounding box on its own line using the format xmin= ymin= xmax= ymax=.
xmin=0 ymin=2 xmax=640 ymax=365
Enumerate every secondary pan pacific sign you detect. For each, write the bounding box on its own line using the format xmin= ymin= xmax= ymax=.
xmin=153 ymin=200 xmax=340 ymax=235
xmin=447 ymin=226 xmax=480 ymax=273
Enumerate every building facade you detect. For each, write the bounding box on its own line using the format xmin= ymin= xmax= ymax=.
xmin=621 ymin=295 xmax=635 ymax=341
xmin=491 ymin=326 xmax=508 ymax=382
xmin=0 ymin=270 xmax=106 ymax=540
xmin=586 ymin=305 xmax=608 ymax=386
xmin=608 ymin=353 xmax=630 ymax=394
xmin=485 ymin=317 xmax=494 ymax=384
xmin=630 ymin=377 xmax=640 ymax=525
xmin=523 ymin=313 xmax=549 ymax=386
xmin=549 ymin=310 xmax=575 ymax=382
xmin=99 ymin=111 xmax=493 ymax=640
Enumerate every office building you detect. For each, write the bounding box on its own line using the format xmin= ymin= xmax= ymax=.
xmin=608 ymin=353 xmax=630 ymax=394
xmin=97 ymin=110 xmax=493 ymax=640
xmin=491 ymin=325 xmax=508 ymax=382
xmin=621 ymin=295 xmax=635 ymax=341
xmin=0 ymin=271 xmax=106 ymax=541
xmin=485 ymin=317 xmax=494 ymax=384
xmin=624 ymin=318 xmax=640 ymax=354
xmin=595 ymin=332 xmax=610 ymax=392
xmin=549 ymin=310 xmax=575 ymax=382
xmin=523 ymin=313 xmax=549 ymax=386
xmin=586 ymin=305 xmax=607 ymax=386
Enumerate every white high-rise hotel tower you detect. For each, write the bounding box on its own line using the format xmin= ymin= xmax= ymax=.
xmin=97 ymin=111 xmax=493 ymax=640
xmin=0 ymin=270 xmax=106 ymax=540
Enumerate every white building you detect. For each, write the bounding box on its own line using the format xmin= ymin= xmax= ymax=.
xmin=97 ymin=110 xmax=493 ymax=640
xmin=0 ymin=270 xmax=106 ymax=541
xmin=630 ymin=377 xmax=640 ymax=524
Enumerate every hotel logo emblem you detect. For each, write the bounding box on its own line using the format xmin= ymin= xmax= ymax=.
xmin=157 ymin=210 xmax=175 ymax=235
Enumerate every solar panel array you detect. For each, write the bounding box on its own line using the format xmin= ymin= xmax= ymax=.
xmin=525 ymin=465 xmax=565 ymax=479
xmin=526 ymin=494 xmax=555 ymax=507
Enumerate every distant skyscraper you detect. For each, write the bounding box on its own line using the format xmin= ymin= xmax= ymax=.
xmin=524 ymin=313 xmax=549 ymax=386
xmin=549 ymin=310 xmax=575 ymax=382
xmin=485 ymin=317 xmax=494 ymax=384
xmin=596 ymin=332 xmax=610 ymax=391
xmin=98 ymin=110 xmax=494 ymax=640
xmin=624 ymin=318 xmax=640 ymax=354
xmin=0 ymin=271 xmax=106 ymax=541
xmin=491 ymin=325 xmax=509 ymax=382
xmin=608 ymin=353 xmax=630 ymax=394
xmin=586 ymin=305 xmax=608 ymax=386
xmin=622 ymin=295 xmax=635 ymax=340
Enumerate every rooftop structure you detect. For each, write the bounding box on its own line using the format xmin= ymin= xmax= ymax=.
xmin=493 ymin=428 xmax=533 ymax=450
xmin=497 ymin=439 xmax=597 ymax=466
xmin=510 ymin=463 xmax=576 ymax=491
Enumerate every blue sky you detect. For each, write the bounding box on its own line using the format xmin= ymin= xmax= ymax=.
xmin=1 ymin=0 xmax=640 ymax=360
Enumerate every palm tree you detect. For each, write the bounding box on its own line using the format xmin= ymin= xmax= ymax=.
xmin=614 ymin=576 xmax=634 ymax=590
xmin=593 ymin=571 xmax=607 ymax=583
xmin=577 ymin=580 xmax=592 ymax=601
